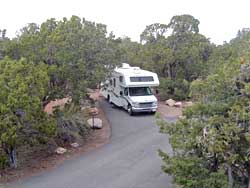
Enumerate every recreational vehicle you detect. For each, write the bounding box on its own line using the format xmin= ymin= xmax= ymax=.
xmin=101 ymin=63 xmax=159 ymax=115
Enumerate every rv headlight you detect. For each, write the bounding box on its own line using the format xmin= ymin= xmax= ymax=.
xmin=152 ymin=101 xmax=158 ymax=106
xmin=132 ymin=102 xmax=140 ymax=108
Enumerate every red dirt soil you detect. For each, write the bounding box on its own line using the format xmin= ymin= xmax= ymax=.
xmin=158 ymin=101 xmax=182 ymax=117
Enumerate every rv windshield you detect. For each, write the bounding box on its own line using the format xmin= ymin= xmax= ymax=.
xmin=129 ymin=87 xmax=152 ymax=96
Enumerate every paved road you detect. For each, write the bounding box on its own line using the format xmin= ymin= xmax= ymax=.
xmin=12 ymin=100 xmax=173 ymax=188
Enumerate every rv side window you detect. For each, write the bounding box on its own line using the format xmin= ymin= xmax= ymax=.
xmin=119 ymin=76 xmax=123 ymax=83
xmin=113 ymin=78 xmax=116 ymax=87
xmin=124 ymin=88 xmax=128 ymax=96
xmin=110 ymin=79 xmax=113 ymax=86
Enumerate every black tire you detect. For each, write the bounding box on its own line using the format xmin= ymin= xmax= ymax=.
xmin=127 ymin=104 xmax=133 ymax=116
xmin=107 ymin=95 xmax=111 ymax=103
xmin=151 ymin=111 xmax=156 ymax=115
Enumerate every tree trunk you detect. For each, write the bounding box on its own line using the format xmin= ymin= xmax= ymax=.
xmin=166 ymin=63 xmax=174 ymax=79
xmin=6 ymin=146 xmax=17 ymax=168
xmin=167 ymin=64 xmax=172 ymax=79
xmin=226 ymin=164 xmax=234 ymax=188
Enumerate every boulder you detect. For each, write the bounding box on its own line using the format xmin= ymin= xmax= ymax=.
xmin=55 ymin=147 xmax=67 ymax=155
xmin=70 ymin=142 xmax=80 ymax=148
xmin=87 ymin=118 xmax=102 ymax=129
xmin=165 ymin=99 xmax=176 ymax=107
xmin=174 ymin=101 xmax=183 ymax=108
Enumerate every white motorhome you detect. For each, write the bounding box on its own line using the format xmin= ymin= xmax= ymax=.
xmin=101 ymin=63 xmax=159 ymax=115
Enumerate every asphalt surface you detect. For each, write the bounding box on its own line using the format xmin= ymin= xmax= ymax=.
xmin=11 ymin=100 xmax=173 ymax=188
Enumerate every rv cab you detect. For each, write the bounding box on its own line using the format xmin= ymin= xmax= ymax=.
xmin=101 ymin=63 xmax=159 ymax=115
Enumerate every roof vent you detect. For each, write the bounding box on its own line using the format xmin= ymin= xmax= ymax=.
xmin=133 ymin=67 xmax=141 ymax=74
xmin=121 ymin=63 xmax=130 ymax=69
xmin=133 ymin=67 xmax=140 ymax=70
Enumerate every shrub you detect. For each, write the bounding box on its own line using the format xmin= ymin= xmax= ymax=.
xmin=55 ymin=112 xmax=92 ymax=146
xmin=0 ymin=152 xmax=8 ymax=169
xmin=158 ymin=78 xmax=190 ymax=100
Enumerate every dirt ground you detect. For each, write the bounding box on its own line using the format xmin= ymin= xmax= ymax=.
xmin=44 ymin=97 xmax=71 ymax=114
xmin=157 ymin=101 xmax=183 ymax=118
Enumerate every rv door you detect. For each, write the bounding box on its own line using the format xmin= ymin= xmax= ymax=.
xmin=120 ymin=87 xmax=129 ymax=109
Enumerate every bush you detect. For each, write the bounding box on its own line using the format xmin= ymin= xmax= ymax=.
xmin=55 ymin=112 xmax=92 ymax=146
xmin=158 ymin=78 xmax=190 ymax=100
xmin=0 ymin=152 xmax=8 ymax=169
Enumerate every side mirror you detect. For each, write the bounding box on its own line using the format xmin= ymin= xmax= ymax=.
xmin=120 ymin=91 xmax=123 ymax=96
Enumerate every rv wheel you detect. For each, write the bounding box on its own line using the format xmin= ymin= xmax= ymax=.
xmin=107 ymin=95 xmax=111 ymax=103
xmin=151 ymin=111 xmax=156 ymax=115
xmin=128 ymin=105 xmax=133 ymax=116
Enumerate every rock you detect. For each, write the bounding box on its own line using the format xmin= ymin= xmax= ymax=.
xmin=87 ymin=118 xmax=102 ymax=129
xmin=70 ymin=142 xmax=80 ymax=148
xmin=174 ymin=101 xmax=182 ymax=108
xmin=81 ymin=106 xmax=87 ymax=111
xmin=55 ymin=147 xmax=67 ymax=155
xmin=88 ymin=107 xmax=99 ymax=116
xmin=89 ymin=93 xmax=99 ymax=101
xmin=165 ymin=99 xmax=176 ymax=107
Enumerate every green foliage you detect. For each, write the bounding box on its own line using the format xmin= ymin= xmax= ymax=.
xmin=159 ymin=61 xmax=250 ymax=187
xmin=190 ymin=62 xmax=240 ymax=102
xmin=168 ymin=14 xmax=200 ymax=35
xmin=55 ymin=110 xmax=92 ymax=145
xmin=0 ymin=29 xmax=10 ymax=60
xmin=140 ymin=23 xmax=168 ymax=44
xmin=159 ymin=151 xmax=228 ymax=188
xmin=134 ymin=14 xmax=212 ymax=100
xmin=158 ymin=78 xmax=190 ymax=100
xmin=0 ymin=58 xmax=56 ymax=168
xmin=0 ymin=16 xmax=123 ymax=169
xmin=0 ymin=152 xmax=8 ymax=169
xmin=6 ymin=16 xmax=121 ymax=104
xmin=3 ymin=14 xmax=214 ymax=102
